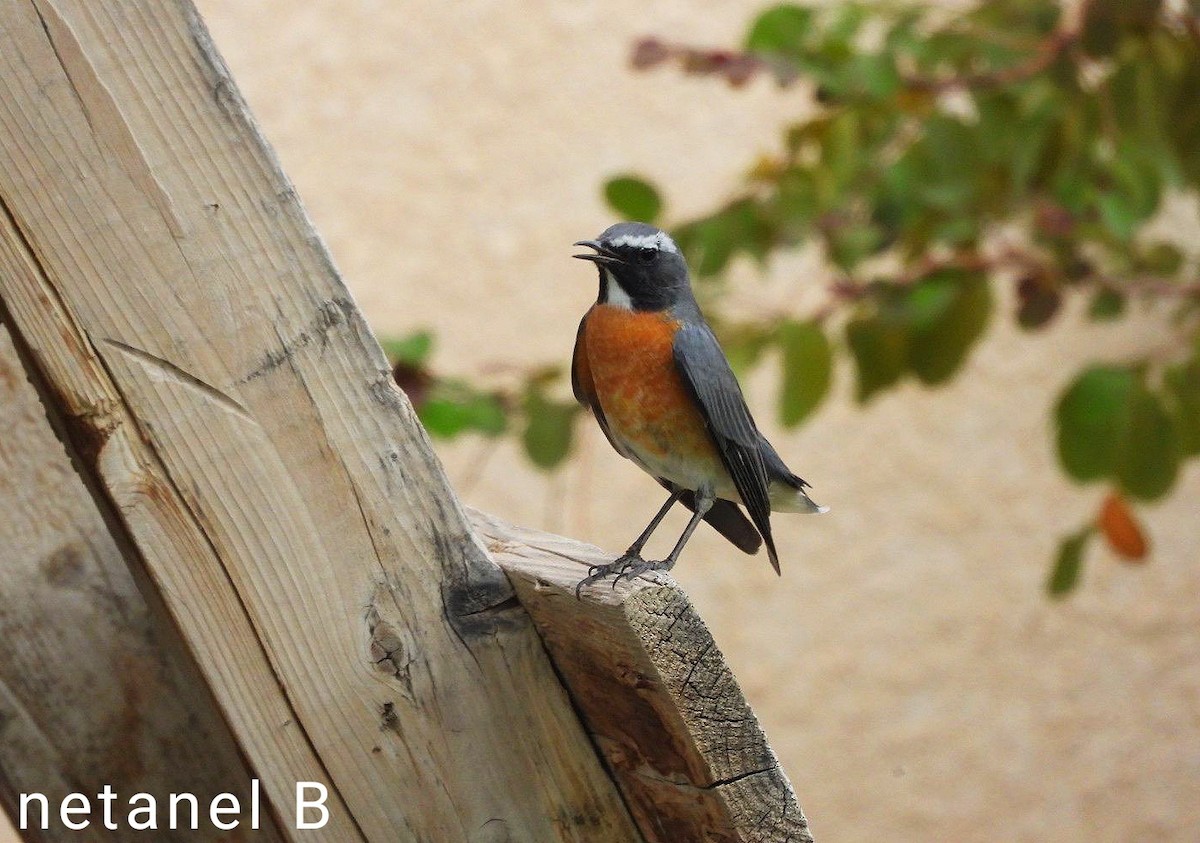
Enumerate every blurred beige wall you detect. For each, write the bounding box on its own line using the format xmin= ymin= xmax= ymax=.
xmin=189 ymin=2 xmax=1200 ymax=841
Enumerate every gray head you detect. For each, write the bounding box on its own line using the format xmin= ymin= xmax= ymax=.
xmin=573 ymin=222 xmax=692 ymax=311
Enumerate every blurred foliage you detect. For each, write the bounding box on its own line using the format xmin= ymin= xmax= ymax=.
xmin=778 ymin=319 xmax=832 ymax=425
xmin=1047 ymin=525 xmax=1092 ymax=596
xmin=386 ymin=0 xmax=1200 ymax=595
xmin=387 ymin=332 xmax=510 ymax=439
xmin=521 ymin=376 xmax=580 ymax=470
xmin=605 ymin=174 xmax=664 ymax=224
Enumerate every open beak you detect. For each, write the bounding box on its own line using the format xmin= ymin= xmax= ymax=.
xmin=573 ymin=240 xmax=624 ymax=265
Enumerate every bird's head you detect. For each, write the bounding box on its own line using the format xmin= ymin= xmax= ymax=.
xmin=573 ymin=222 xmax=691 ymax=311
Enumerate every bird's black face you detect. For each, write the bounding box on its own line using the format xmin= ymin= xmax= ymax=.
xmin=574 ymin=222 xmax=691 ymax=312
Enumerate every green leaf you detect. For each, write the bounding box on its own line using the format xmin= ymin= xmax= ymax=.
xmin=852 ymin=52 xmax=901 ymax=100
xmin=919 ymin=116 xmax=980 ymax=213
xmin=1096 ymin=147 xmax=1162 ymax=243
xmin=969 ymin=0 xmax=1061 ymax=35
xmin=380 ymin=331 xmax=433 ymax=366
xmin=1120 ymin=384 xmax=1179 ymax=500
xmin=1138 ymin=241 xmax=1183 ymax=275
xmin=1088 ymin=288 xmax=1126 ymax=321
xmin=884 ymin=9 xmax=924 ymax=53
xmin=877 ymin=151 xmax=923 ymax=238
xmin=1165 ymin=359 xmax=1200 ymax=456
xmin=822 ymin=111 xmax=862 ymax=192
xmin=903 ymin=275 xmax=958 ymax=329
xmin=1097 ymin=190 xmax=1139 ymax=242
xmin=770 ymin=167 xmax=818 ymax=239
xmin=419 ymin=382 xmax=507 ymax=439
xmin=1055 ymin=366 xmax=1181 ymax=499
xmin=719 ymin=325 xmax=773 ymax=378
xmin=522 ymin=388 xmax=578 ymax=470
xmin=906 ymin=270 xmax=992 ymax=385
xmin=604 ymin=175 xmax=663 ymax=223
xmin=1047 ymin=528 xmax=1093 ymax=597
xmin=825 ymin=3 xmax=868 ymax=48
xmin=673 ymin=199 xmax=771 ymax=277
xmin=827 ymin=221 xmax=884 ymax=271
xmin=1006 ymin=100 xmax=1054 ymax=196
xmin=745 ymin=4 xmax=814 ymax=57
xmin=846 ymin=315 xmax=907 ymax=402
xmin=1056 ymin=366 xmax=1138 ymax=481
xmin=1109 ymin=56 xmax=1171 ymax=160
xmin=673 ymin=218 xmax=732 ymax=278
xmin=827 ymin=51 xmax=902 ymax=102
xmin=778 ymin=320 xmax=832 ymax=427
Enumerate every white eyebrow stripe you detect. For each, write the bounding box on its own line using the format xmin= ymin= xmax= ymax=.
xmin=607 ymin=232 xmax=679 ymax=254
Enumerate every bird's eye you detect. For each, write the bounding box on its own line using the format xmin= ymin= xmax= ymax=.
xmin=636 ymin=248 xmax=656 ymax=264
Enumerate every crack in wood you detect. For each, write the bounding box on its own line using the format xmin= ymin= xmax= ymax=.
xmin=458 ymin=595 xmax=522 ymax=617
xmin=706 ymin=765 xmax=780 ymax=790
xmin=622 ymin=762 xmax=776 ymax=793
xmin=100 ymin=337 xmax=254 ymax=422
xmin=0 ymin=198 xmax=129 ymax=480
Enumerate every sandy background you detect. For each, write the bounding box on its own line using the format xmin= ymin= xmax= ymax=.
xmin=5 ymin=1 xmax=1196 ymax=841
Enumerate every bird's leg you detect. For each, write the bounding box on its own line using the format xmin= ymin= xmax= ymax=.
xmin=575 ymin=490 xmax=682 ymax=598
xmin=612 ymin=487 xmax=713 ymax=586
xmin=621 ymin=489 xmax=682 ymax=560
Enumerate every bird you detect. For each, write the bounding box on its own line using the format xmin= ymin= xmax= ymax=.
xmin=571 ymin=221 xmax=826 ymax=594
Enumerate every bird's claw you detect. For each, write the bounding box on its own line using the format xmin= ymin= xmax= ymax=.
xmin=611 ymin=559 xmax=653 ymax=587
xmin=574 ymin=554 xmax=672 ymax=599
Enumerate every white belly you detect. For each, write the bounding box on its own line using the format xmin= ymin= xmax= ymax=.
xmin=622 ymin=438 xmax=826 ymax=514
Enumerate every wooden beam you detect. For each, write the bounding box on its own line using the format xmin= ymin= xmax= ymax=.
xmin=0 ymin=326 xmax=287 ymax=841
xmin=472 ymin=510 xmax=815 ymax=843
xmin=0 ymin=0 xmax=635 ymax=838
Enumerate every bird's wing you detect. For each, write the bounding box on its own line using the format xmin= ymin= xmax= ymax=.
xmin=570 ymin=313 xmax=593 ymax=408
xmin=572 ymin=312 xmax=633 ymax=460
xmin=672 ymin=321 xmax=779 ymax=573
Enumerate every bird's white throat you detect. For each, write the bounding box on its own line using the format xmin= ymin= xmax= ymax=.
xmin=602 ymin=269 xmax=634 ymax=310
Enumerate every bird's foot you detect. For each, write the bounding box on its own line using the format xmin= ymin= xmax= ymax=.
xmin=574 ymin=554 xmax=675 ymax=599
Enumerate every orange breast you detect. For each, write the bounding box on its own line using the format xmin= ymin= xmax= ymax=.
xmin=582 ymin=304 xmax=719 ymax=465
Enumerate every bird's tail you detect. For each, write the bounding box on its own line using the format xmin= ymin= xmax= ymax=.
xmin=770 ymin=482 xmax=828 ymax=514
xmin=759 ymin=435 xmax=828 ymax=514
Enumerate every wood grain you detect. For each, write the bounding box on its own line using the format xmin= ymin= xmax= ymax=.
xmin=472 ymin=509 xmax=815 ymax=843
xmin=0 ymin=327 xmax=286 ymax=841
xmin=0 ymin=0 xmax=636 ymax=839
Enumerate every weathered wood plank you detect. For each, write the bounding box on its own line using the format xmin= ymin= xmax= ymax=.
xmin=0 ymin=327 xmax=287 ymax=841
xmin=0 ymin=143 xmax=355 ymax=839
xmin=472 ymin=509 xmax=814 ymax=843
xmin=0 ymin=1 xmax=637 ymax=839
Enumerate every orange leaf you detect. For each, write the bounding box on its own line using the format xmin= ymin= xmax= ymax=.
xmin=1099 ymin=493 xmax=1149 ymax=562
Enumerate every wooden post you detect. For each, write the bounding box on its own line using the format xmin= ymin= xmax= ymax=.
xmin=474 ymin=511 xmax=814 ymax=843
xmin=0 ymin=1 xmax=812 ymax=840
